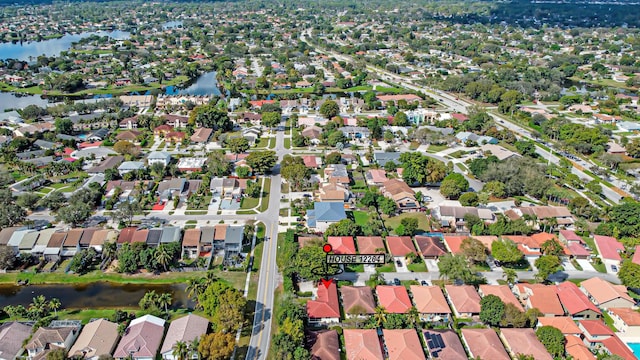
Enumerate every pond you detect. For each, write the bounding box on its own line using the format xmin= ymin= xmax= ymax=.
xmin=162 ymin=21 xmax=183 ymax=30
xmin=165 ymin=71 xmax=222 ymax=96
xmin=0 ymin=282 xmax=191 ymax=309
xmin=0 ymin=30 xmax=131 ymax=61
xmin=0 ymin=92 xmax=50 ymax=112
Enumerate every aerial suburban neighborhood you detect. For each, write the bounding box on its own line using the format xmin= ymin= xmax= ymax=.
xmin=0 ymin=0 xmax=639 ymax=359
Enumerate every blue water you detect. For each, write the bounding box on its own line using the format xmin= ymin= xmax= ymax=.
xmin=0 ymin=30 xmax=130 ymax=61
xmin=628 ymin=343 xmax=640 ymax=358
xmin=165 ymin=71 xmax=221 ymax=96
xmin=162 ymin=21 xmax=183 ymax=29
xmin=0 ymin=92 xmax=49 ymax=112
xmin=77 ymin=134 xmax=87 ymax=140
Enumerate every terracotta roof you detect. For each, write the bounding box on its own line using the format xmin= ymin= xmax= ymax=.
xmin=581 ymin=277 xmax=634 ymax=307
xmin=556 ymin=281 xmax=601 ymax=316
xmin=422 ymin=330 xmax=467 ymax=359
xmin=343 ymin=329 xmax=383 ymax=360
xmin=410 ymin=286 xmax=451 ymax=314
xmin=307 ymin=282 xmax=340 ymax=319
xmin=461 ymin=328 xmax=510 ymax=360
xmin=382 ymin=179 xmax=415 ymax=198
xmin=601 ymin=335 xmax=637 ymax=360
xmin=527 ymin=286 xmax=565 ymax=316
xmin=442 ymin=235 xmax=468 ymax=254
xmin=190 ymin=127 xmax=213 ymax=143
xmin=568 ymin=243 xmax=591 ymax=257
xmin=479 ymin=285 xmax=524 ymax=311
xmin=445 ymin=285 xmax=481 ymax=315
xmin=214 ymin=224 xmax=227 ymax=241
xmin=633 ymin=245 xmax=640 ymax=265
xmin=376 ymin=285 xmax=412 ymax=313
xmin=593 ymin=235 xmax=624 ymax=261
xmin=559 ymin=230 xmax=584 ymax=243
xmin=500 ymin=328 xmax=553 ymax=360
xmin=414 ymin=236 xmax=447 ymax=257
xmin=470 ymin=235 xmax=498 ymax=249
xmin=307 ymin=330 xmax=340 ymax=360
xmin=385 ymin=236 xmax=416 ymax=257
xmin=160 ymin=314 xmax=209 ymax=355
xmin=327 ymin=236 xmax=356 ymax=254
xmin=565 ymin=335 xmax=597 ymax=360
xmin=356 ymin=236 xmax=385 ymax=254
xmin=117 ymin=227 xmax=137 ymax=244
xmin=579 ymin=320 xmax=614 ymax=336
xmin=341 ymin=286 xmax=376 ymax=315
xmin=537 ymin=317 xmax=582 ymax=335
xmin=609 ymin=308 xmax=640 ymax=326
xmin=302 ymin=155 xmax=319 ymax=168
xmin=131 ymin=229 xmax=149 ymax=243
xmin=182 ymin=229 xmax=201 ymax=247
xmin=79 ymin=228 xmax=97 ymax=246
xmin=47 ymin=232 xmax=67 ymax=248
xmin=382 ymin=329 xmax=426 ymax=360
xmin=63 ymin=228 xmax=83 ymax=247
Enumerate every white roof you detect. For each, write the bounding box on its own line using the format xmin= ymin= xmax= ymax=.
xmin=130 ymin=314 xmax=166 ymax=327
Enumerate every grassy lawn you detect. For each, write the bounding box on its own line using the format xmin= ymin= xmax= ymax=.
xmin=345 ymin=264 xmax=365 ymax=272
xmin=0 ymin=270 xmax=211 ymax=285
xmin=240 ymin=196 xmax=259 ymax=209
xmin=603 ymin=311 xmax=619 ymax=332
xmin=591 ymin=261 xmax=607 ymax=273
xmin=284 ymin=138 xmax=291 ymax=149
xmin=409 ymin=141 xmax=421 ymax=150
xmin=352 ymin=211 xmax=370 ymax=226
xmin=58 ymin=308 xmax=136 ymax=324
xmin=426 ymin=144 xmax=448 ymax=153
xmin=255 ymin=137 xmax=269 ymax=148
xmin=377 ymin=263 xmax=397 ymax=272
xmin=258 ymin=178 xmax=271 ymax=212
xmin=582 ymin=237 xmax=598 ymax=255
xmin=383 ymin=213 xmax=430 ymax=233
xmin=407 ymin=262 xmax=428 ymax=272
xmin=268 ymin=137 xmax=276 ymax=149
xmin=237 ymin=210 xmax=257 ymax=215
xmin=187 ymin=195 xmax=212 ymax=210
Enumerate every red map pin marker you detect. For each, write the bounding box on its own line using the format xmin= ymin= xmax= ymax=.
xmin=323 ymin=244 xmax=333 ymax=253
xmin=321 ymin=278 xmax=333 ymax=288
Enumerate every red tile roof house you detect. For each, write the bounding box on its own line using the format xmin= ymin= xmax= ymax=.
xmin=608 ymin=308 xmax=640 ymax=338
xmin=113 ymin=315 xmax=166 ymax=360
xmin=444 ymin=285 xmax=482 ymax=318
xmin=499 ymin=328 xmax=553 ymax=360
xmin=600 ymin=335 xmax=637 ymax=360
xmin=301 ymin=155 xmax=323 ymax=169
xmin=537 ymin=317 xmax=583 ymax=336
xmin=356 ymin=236 xmax=386 ymax=254
xmin=410 ymin=285 xmax=451 ymax=322
xmin=414 ymin=235 xmax=447 ymax=260
xmin=559 ymin=229 xmax=585 ymax=244
xmin=307 ymin=282 xmax=340 ymax=325
xmin=516 ymin=284 xmax=565 ymax=317
xmin=579 ymin=320 xmax=615 ymax=348
xmin=593 ymin=235 xmax=624 ymax=268
xmin=160 ymin=314 xmax=209 ymax=360
xmin=460 ymin=328 xmax=510 ymax=360
xmin=632 ymin=245 xmax=640 ymax=265
xmin=556 ymin=282 xmax=602 ymax=320
xmin=422 ymin=329 xmax=467 ymax=360
xmin=382 ymin=329 xmax=426 ymax=360
xmin=385 ymin=236 xmax=417 ymax=259
xmin=365 ymin=169 xmax=388 ymax=186
xmin=306 ymin=330 xmax=340 ymax=360
xmin=565 ymin=335 xmax=597 ymax=360
xmin=581 ymin=277 xmax=635 ymax=309
xmin=343 ymin=329 xmax=384 ymax=360
xmin=442 ymin=235 xmax=469 ymax=254
xmin=478 ymin=285 xmax=524 ymax=311
xmin=567 ymin=242 xmax=592 ymax=260
xmin=341 ymin=286 xmax=376 ymax=318
xmin=376 ymin=285 xmax=412 ymax=314
xmin=327 ymin=236 xmax=356 ymax=254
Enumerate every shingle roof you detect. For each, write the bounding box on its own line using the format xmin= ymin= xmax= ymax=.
xmin=25 ymin=327 xmax=75 ymax=350
xmin=414 ymin=236 xmax=447 ymax=257
xmin=307 ymin=330 xmax=340 ymax=360
xmin=500 ymin=328 xmax=553 ymax=360
xmin=182 ymin=229 xmax=201 ymax=247
xmin=0 ymin=322 xmax=33 ymax=360
xmin=461 ymin=328 xmax=510 ymax=360
xmin=312 ymin=202 xmax=347 ymax=222
xmin=69 ymin=319 xmax=119 ymax=359
xmin=113 ymin=315 xmax=165 ymax=359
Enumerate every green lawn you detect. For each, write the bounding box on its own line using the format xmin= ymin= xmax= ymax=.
xmin=240 ymin=196 xmax=259 ymax=209
xmin=268 ymin=137 xmax=276 ymax=149
xmin=352 ymin=211 xmax=370 ymax=226
xmin=383 ymin=213 xmax=430 ymax=233
xmin=345 ymin=264 xmax=365 ymax=272
xmin=0 ymin=270 xmax=211 ymax=285
xmin=603 ymin=311 xmax=619 ymax=332
xmin=255 ymin=137 xmax=269 ymax=148
xmin=258 ymin=178 xmax=271 ymax=212
xmin=407 ymin=262 xmax=428 ymax=272
xmin=284 ymin=138 xmax=291 ymax=149
xmin=377 ymin=263 xmax=397 ymax=272
xmin=426 ymin=144 xmax=448 ymax=153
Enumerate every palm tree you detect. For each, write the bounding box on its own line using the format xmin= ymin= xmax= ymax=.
xmin=373 ymin=306 xmax=387 ymax=328
xmin=407 ymin=306 xmax=420 ymax=329
xmin=48 ymin=298 xmax=61 ymax=317
xmin=503 ymin=268 xmax=518 ymax=285
xmin=189 ymin=337 xmax=200 ymax=360
xmin=103 ymin=241 xmax=117 ymax=261
xmin=172 ymin=341 xmax=189 ymax=360
xmin=186 ymin=278 xmax=206 ymax=300
xmin=157 ymin=292 xmax=172 ymax=315
xmin=155 ymin=244 xmax=172 ymax=272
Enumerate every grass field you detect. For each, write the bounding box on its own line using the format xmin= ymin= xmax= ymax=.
xmin=0 ymin=270 xmax=210 ymax=285
xmin=383 ymin=213 xmax=430 ymax=233
xmin=352 ymin=211 xmax=370 ymax=226
xmin=407 ymin=262 xmax=428 ymax=272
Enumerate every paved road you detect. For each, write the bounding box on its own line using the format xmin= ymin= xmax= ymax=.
xmin=247 ymin=127 xmax=291 ymax=360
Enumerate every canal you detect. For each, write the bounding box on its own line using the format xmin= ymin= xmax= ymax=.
xmin=0 ymin=282 xmax=191 ymax=309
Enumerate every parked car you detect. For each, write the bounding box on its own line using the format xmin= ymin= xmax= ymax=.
xmin=396 ymin=260 xmax=403 ymax=267
xmin=611 ymin=265 xmax=618 ymax=272
xmin=420 ymin=280 xmax=428 ymax=286
xmin=393 ymin=278 xmax=401 ymax=286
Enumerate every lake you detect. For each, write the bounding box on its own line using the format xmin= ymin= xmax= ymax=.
xmin=0 ymin=282 xmax=191 ymax=309
xmin=165 ymin=71 xmax=222 ymax=96
xmin=163 ymin=21 xmax=183 ymax=29
xmin=0 ymin=30 xmax=131 ymax=61
xmin=0 ymin=92 xmax=51 ymax=112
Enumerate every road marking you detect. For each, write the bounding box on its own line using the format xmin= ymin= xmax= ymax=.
xmin=253 ymin=223 xmax=277 ymax=359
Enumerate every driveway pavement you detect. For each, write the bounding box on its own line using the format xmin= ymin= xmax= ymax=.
xmin=425 ymin=259 xmax=439 ymax=272
xmin=394 ymin=256 xmax=410 ymax=273
xmin=576 ymin=259 xmax=596 ymax=272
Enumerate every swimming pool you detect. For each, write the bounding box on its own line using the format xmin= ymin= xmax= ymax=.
xmin=627 ymin=342 xmax=640 ymax=358
xmin=77 ymin=134 xmax=87 ymax=140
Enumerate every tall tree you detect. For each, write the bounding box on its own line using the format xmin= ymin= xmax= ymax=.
xmin=536 ymin=326 xmax=566 ymax=358
xmin=480 ymin=294 xmax=505 ymax=326
xmin=319 ymin=100 xmax=340 ymax=119
xmin=460 ymin=237 xmax=487 ymax=264
xmin=198 ymin=332 xmax=235 ymax=360
xmin=246 ymin=151 xmax=277 ymax=174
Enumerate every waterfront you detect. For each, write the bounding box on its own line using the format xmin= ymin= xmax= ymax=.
xmin=165 ymin=71 xmax=222 ymax=96
xmin=0 ymin=92 xmax=50 ymax=112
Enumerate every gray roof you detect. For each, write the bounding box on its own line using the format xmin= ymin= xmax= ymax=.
xmin=0 ymin=322 xmax=33 ymax=360
xmin=200 ymin=226 xmax=215 ymax=244
xmin=87 ymin=155 xmax=124 ymax=173
xmin=148 ymin=151 xmax=171 ymax=160
xmin=88 ymin=128 xmax=110 ymax=140
xmin=210 ymin=177 xmax=224 ymax=191
xmin=328 ymin=164 xmax=348 ymax=178
xmin=373 ymin=152 xmax=401 ymax=166
xmin=160 ymin=227 xmax=181 ymax=243
xmin=34 ymin=139 xmax=57 ymax=150
xmin=118 ymin=161 xmax=145 ymax=171
xmin=23 ymin=156 xmax=54 ymax=167
xmin=19 ymin=231 xmax=39 ymax=250
xmin=146 ymin=228 xmax=163 ymax=246
xmin=17 ymin=149 xmax=46 ymax=160
xmin=160 ymin=314 xmax=209 ymax=354
xmin=8 ymin=229 xmax=32 ymax=247
xmin=225 ymin=226 xmax=244 ymax=245
xmin=0 ymin=227 xmax=20 ymax=245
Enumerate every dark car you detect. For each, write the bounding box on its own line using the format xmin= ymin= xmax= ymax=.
xmin=420 ymin=280 xmax=428 ymax=286
xmin=393 ymin=278 xmax=401 ymax=286
xmin=396 ymin=260 xmax=403 ymax=267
